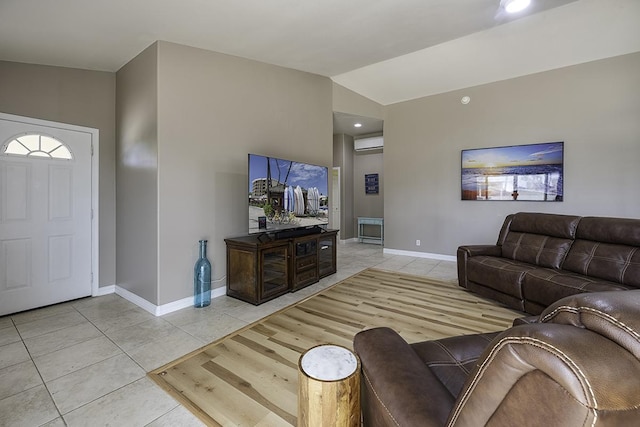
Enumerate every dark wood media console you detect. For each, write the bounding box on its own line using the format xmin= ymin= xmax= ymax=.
xmin=225 ymin=229 xmax=338 ymax=305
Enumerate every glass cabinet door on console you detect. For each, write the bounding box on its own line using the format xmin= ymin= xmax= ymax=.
xmin=318 ymin=233 xmax=337 ymax=278
xmin=261 ymin=245 xmax=289 ymax=298
xmin=225 ymin=236 xmax=291 ymax=305
xmin=291 ymin=235 xmax=319 ymax=291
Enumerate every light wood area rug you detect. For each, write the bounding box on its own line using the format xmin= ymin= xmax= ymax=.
xmin=149 ymin=268 xmax=522 ymax=426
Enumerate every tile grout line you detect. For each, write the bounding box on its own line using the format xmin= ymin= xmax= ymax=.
xmin=2 ymin=246 xmax=458 ymax=426
xmin=33 ymin=304 xmax=176 ymax=423
xmin=11 ymin=303 xmax=151 ymax=424
xmin=9 ymin=313 xmax=66 ymax=425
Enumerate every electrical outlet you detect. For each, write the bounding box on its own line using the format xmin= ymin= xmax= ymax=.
xmin=416 ymin=240 xmax=421 ymax=246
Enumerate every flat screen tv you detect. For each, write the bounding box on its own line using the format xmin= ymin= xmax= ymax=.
xmin=248 ymin=154 xmax=329 ymax=234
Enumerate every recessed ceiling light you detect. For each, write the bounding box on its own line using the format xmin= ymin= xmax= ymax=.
xmin=354 ymin=123 xmax=362 ymax=128
xmin=461 ymin=96 xmax=471 ymax=105
xmin=502 ymin=0 xmax=531 ymax=14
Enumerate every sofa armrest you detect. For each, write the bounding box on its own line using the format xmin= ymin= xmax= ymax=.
xmin=458 ymin=244 xmax=503 ymax=258
xmin=354 ymin=327 xmax=455 ymax=427
xmin=448 ymin=323 xmax=640 ymax=426
xmin=457 ymin=245 xmax=502 ymax=288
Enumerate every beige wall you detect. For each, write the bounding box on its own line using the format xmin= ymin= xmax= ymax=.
xmin=333 ymin=133 xmax=355 ymax=239
xmin=353 ymin=150 xmax=384 ymax=228
xmin=156 ymin=42 xmax=333 ymax=305
xmin=0 ymin=60 xmax=117 ymax=288
xmin=332 ymin=82 xmax=384 ymax=120
xmin=331 ymin=84 xmax=385 ymax=240
xmin=115 ymin=43 xmax=159 ymax=303
xmin=384 ymin=52 xmax=640 ymax=256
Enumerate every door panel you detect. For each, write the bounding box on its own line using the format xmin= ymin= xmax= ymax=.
xmin=49 ymin=166 xmax=73 ymax=220
xmin=49 ymin=234 xmax=73 ymax=281
xmin=0 ymin=117 xmax=92 ymax=315
xmin=2 ymin=238 xmax=31 ymax=289
xmin=3 ymin=162 xmax=30 ymax=221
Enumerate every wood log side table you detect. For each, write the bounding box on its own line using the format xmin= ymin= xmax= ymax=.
xmin=298 ymin=344 xmax=361 ymax=427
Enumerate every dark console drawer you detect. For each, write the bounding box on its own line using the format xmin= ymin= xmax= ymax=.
xmin=296 ymin=255 xmax=317 ymax=271
xmin=295 ymin=268 xmax=318 ymax=285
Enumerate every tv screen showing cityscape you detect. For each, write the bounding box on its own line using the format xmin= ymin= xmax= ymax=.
xmin=248 ymin=154 xmax=329 ymax=234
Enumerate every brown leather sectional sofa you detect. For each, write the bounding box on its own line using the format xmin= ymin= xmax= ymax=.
xmin=457 ymin=212 xmax=640 ymax=314
xmin=354 ymin=290 xmax=640 ymax=426
xmin=353 ymin=212 xmax=640 ymax=426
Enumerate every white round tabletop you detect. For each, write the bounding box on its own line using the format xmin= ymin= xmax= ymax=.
xmin=300 ymin=344 xmax=358 ymax=381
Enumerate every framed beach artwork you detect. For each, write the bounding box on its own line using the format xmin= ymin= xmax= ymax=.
xmin=461 ymin=141 xmax=564 ymax=201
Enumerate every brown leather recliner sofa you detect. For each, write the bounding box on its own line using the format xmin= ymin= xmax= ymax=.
xmin=457 ymin=212 xmax=640 ymax=314
xmin=353 ymin=290 xmax=640 ymax=426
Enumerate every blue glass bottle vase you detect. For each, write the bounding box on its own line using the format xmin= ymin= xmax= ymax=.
xmin=194 ymin=239 xmax=212 ymax=308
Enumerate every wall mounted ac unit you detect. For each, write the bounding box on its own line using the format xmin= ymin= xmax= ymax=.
xmin=354 ymin=136 xmax=384 ymax=151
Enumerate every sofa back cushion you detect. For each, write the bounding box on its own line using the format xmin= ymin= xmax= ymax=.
xmin=496 ymin=214 xmax=515 ymax=246
xmin=563 ymin=217 xmax=640 ymax=288
xmin=539 ymin=289 xmax=640 ymax=359
xmin=501 ymin=213 xmax=581 ymax=269
xmin=572 ymin=216 xmax=640 ymax=247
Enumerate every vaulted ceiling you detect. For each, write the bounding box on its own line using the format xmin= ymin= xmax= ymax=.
xmin=1 ymin=0 xmax=638 ymax=106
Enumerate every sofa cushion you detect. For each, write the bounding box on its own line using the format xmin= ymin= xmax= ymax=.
xmin=575 ymin=216 xmax=640 ymax=247
xmin=522 ymin=267 xmax=631 ymax=308
xmin=563 ymin=239 xmax=640 ymax=288
xmin=495 ymin=214 xmax=515 ymax=246
xmin=410 ymin=332 xmax=499 ymax=399
xmin=524 ymin=300 xmax=547 ymax=315
xmin=509 ymin=212 xmax=581 ymax=239
xmin=500 ymin=212 xmax=580 ymax=269
xmin=354 ymin=327 xmax=455 ymax=426
xmin=467 ymin=256 xmax=535 ymax=298
xmin=502 ymin=232 xmax=574 ymax=269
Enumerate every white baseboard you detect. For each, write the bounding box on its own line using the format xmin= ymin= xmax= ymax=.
xmin=94 ymin=285 xmax=115 ymax=296
xmin=384 ymin=248 xmax=456 ymax=262
xmin=153 ymin=295 xmax=194 ymax=316
xmin=153 ymin=286 xmax=227 ymax=316
xmin=114 ymin=286 xmax=159 ymax=315
xmin=340 ymin=237 xmax=359 ymax=244
xmin=92 ymin=280 xmax=227 ymax=316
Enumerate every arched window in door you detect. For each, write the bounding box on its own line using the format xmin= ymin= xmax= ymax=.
xmin=2 ymin=133 xmax=73 ymax=160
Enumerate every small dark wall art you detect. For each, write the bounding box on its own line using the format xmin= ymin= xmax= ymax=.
xmin=365 ymin=173 xmax=379 ymax=194
xmin=461 ymin=141 xmax=564 ymax=201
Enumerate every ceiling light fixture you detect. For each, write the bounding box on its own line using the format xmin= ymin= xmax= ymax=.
xmin=354 ymin=123 xmax=362 ymax=128
xmin=502 ymin=0 xmax=531 ymax=14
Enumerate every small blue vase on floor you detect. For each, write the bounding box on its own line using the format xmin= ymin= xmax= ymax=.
xmin=194 ymin=239 xmax=211 ymax=308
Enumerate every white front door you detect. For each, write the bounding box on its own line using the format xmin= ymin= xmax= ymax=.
xmin=0 ymin=116 xmax=93 ymax=316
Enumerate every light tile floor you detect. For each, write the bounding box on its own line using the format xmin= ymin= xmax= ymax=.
xmin=0 ymin=242 xmax=458 ymax=427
